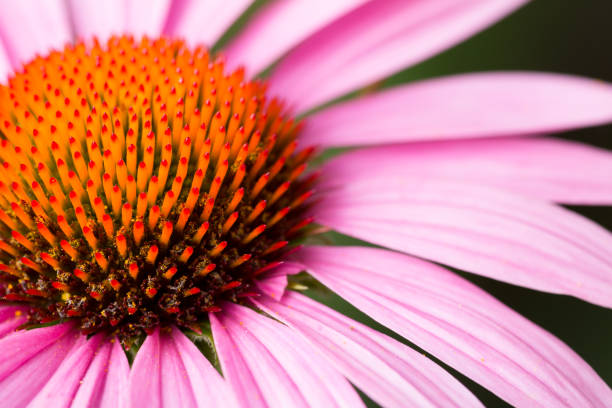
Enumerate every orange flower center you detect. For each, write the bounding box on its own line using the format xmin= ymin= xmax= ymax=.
xmin=0 ymin=36 xmax=314 ymax=345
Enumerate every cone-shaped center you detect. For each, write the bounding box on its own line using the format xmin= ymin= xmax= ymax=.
xmin=0 ymin=36 xmax=314 ymax=346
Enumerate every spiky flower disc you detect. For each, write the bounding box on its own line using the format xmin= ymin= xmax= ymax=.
xmin=0 ymin=36 xmax=314 ymax=344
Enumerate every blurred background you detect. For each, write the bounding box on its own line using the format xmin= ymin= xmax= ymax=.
xmin=273 ymin=1 xmax=612 ymax=406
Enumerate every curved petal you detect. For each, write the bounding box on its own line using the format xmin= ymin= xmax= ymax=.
xmin=257 ymin=292 xmax=483 ymax=408
xmin=322 ymin=137 xmax=612 ymax=205
xmin=0 ymin=322 xmax=74 ymax=380
xmin=315 ymin=174 xmax=612 ymax=307
xmin=71 ymin=338 xmax=130 ymax=408
xmin=302 ymin=73 xmax=612 ymax=147
xmin=164 ymin=0 xmax=251 ymax=47
xmin=0 ymin=0 xmax=71 ymax=66
xmin=210 ymin=304 xmax=365 ymax=408
xmin=296 ymin=245 xmax=612 ymax=407
xmin=224 ymin=0 xmax=368 ymax=74
xmin=67 ymin=0 xmax=125 ymax=42
xmin=26 ymin=335 xmax=103 ymax=407
xmin=129 ymin=327 xmax=235 ymax=408
xmin=0 ymin=306 xmax=27 ymax=339
xmin=0 ymin=324 xmax=81 ymax=407
xmin=267 ymin=0 xmax=527 ymax=113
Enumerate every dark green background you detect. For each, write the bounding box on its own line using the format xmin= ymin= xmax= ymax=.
xmin=225 ymin=1 xmax=612 ymax=407
xmin=299 ymin=1 xmax=612 ymax=407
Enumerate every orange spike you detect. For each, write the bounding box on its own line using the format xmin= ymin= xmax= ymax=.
xmin=129 ymin=262 xmax=139 ymax=280
xmin=116 ymin=234 xmax=127 ymax=258
xmin=95 ymin=252 xmax=109 ymax=271
xmin=102 ymin=213 xmax=114 ymax=239
xmin=262 ymin=240 xmax=289 ymax=255
xmin=209 ymin=241 xmax=227 ymax=257
xmin=11 ymin=203 xmax=34 ymax=229
xmin=268 ymin=207 xmax=290 ymax=227
xmin=0 ymin=263 xmax=20 ymax=277
xmin=136 ymin=192 xmax=148 ymax=218
xmin=122 ymin=203 xmax=132 ymax=228
xmin=126 ymin=174 xmax=137 ymax=205
xmin=133 ymin=221 xmax=144 ymax=246
xmin=222 ymin=211 xmax=239 ymax=235
xmin=192 ymin=221 xmax=209 ymax=244
xmin=242 ymin=224 xmax=266 ymax=244
xmin=74 ymin=268 xmax=89 ymax=282
xmin=11 ymin=230 xmax=34 ymax=252
xmin=60 ymin=240 xmax=78 ymax=259
xmin=163 ymin=266 xmax=178 ymax=280
xmin=200 ymin=198 xmax=215 ymax=221
xmin=82 ymin=226 xmax=98 ymax=249
xmin=74 ymin=207 xmax=88 ymax=231
xmin=111 ymin=185 xmax=122 ymax=216
xmin=250 ymin=172 xmax=270 ymax=199
xmin=176 ymin=207 xmax=191 ymax=232
xmin=160 ymin=191 xmax=176 ymax=218
xmin=199 ymin=263 xmax=216 ymax=277
xmin=290 ymin=190 xmax=314 ymax=208
xmin=178 ymin=246 xmax=193 ymax=263
xmin=41 ymin=252 xmax=60 ymax=269
xmin=160 ymin=221 xmax=173 ymax=248
xmin=137 ymin=161 xmax=148 ymax=192
xmin=148 ymin=205 xmax=160 ymax=230
xmin=230 ymin=254 xmax=251 ymax=268
xmin=269 ymin=181 xmax=290 ymax=205
xmin=37 ymin=222 xmax=56 ymax=245
xmin=147 ymin=176 xmax=159 ymax=206
xmin=146 ymin=245 xmax=159 ymax=264
xmin=229 ymin=163 xmax=246 ymax=192
xmin=226 ymin=188 xmax=244 ymax=214
xmin=246 ymin=200 xmax=266 ymax=224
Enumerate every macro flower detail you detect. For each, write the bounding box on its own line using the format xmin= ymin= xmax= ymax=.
xmin=0 ymin=37 xmax=311 ymax=345
xmin=0 ymin=1 xmax=611 ymax=407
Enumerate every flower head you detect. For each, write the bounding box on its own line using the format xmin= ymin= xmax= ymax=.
xmin=0 ymin=36 xmax=313 ymax=345
xmin=0 ymin=1 xmax=611 ymax=407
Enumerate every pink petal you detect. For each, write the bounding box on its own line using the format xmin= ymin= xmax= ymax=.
xmin=67 ymin=0 xmax=125 ymax=42
xmin=210 ymin=304 xmax=365 ymax=407
xmin=257 ymin=292 xmax=483 ymax=408
xmin=129 ymin=327 xmax=235 ymax=408
xmin=223 ymin=0 xmax=369 ymax=74
xmin=0 ymin=325 xmax=82 ymax=407
xmin=302 ymin=73 xmax=612 ymax=146
xmin=126 ymin=0 xmax=172 ymax=37
xmin=27 ymin=335 xmax=104 ymax=407
xmin=267 ymin=0 xmax=526 ymax=112
xmin=164 ymin=0 xmax=251 ymax=47
xmin=322 ymin=137 xmax=612 ymax=205
xmin=208 ymin=313 xmax=266 ymax=408
xmin=296 ymin=245 xmax=612 ymax=407
xmin=0 ymin=322 xmax=74 ymax=381
xmin=170 ymin=327 xmax=239 ymax=408
xmin=0 ymin=0 xmax=71 ymax=67
xmin=71 ymin=338 xmax=130 ymax=408
xmin=0 ymin=42 xmax=13 ymax=81
xmin=255 ymin=262 xmax=304 ymax=300
xmin=0 ymin=306 xmax=27 ymax=339
xmin=316 ymin=175 xmax=612 ymax=307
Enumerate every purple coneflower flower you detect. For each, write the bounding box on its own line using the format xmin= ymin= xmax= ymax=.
xmin=0 ymin=1 xmax=611 ymax=407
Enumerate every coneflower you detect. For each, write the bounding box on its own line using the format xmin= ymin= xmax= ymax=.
xmin=0 ymin=1 xmax=611 ymax=407
xmin=0 ymin=36 xmax=314 ymax=347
